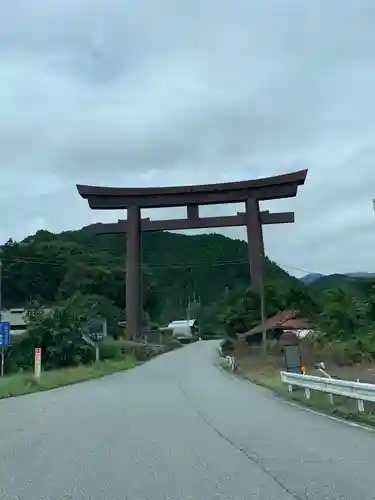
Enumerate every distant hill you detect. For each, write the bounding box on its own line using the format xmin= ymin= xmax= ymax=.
xmin=300 ymin=272 xmax=375 ymax=291
xmin=346 ymin=272 xmax=375 ymax=278
xmin=300 ymin=273 xmax=324 ymax=285
xmin=309 ymin=274 xmax=354 ymax=290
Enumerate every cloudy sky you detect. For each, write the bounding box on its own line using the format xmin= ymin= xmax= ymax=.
xmin=1 ymin=1 xmax=375 ymax=277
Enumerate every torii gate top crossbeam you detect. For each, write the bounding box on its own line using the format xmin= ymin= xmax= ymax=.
xmin=76 ymin=169 xmax=307 ymax=209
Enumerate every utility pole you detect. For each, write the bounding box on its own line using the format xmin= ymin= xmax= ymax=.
xmin=259 ymin=252 xmax=267 ymax=355
xmin=260 ymin=278 xmax=267 ymax=355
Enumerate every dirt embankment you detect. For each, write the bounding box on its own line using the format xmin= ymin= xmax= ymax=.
xmin=234 ymin=341 xmax=375 ymax=383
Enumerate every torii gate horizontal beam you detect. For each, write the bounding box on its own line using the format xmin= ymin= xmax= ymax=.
xmin=77 ymin=169 xmax=307 ymax=209
xmin=92 ymin=210 xmax=294 ymax=233
xmin=82 ymin=185 xmax=298 ymax=209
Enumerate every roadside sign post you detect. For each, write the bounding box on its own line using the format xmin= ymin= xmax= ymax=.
xmin=34 ymin=347 xmax=42 ymax=379
xmin=280 ymin=331 xmax=303 ymax=380
xmin=0 ymin=322 xmax=11 ymax=377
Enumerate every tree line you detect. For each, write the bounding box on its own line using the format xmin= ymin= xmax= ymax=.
xmin=220 ymin=277 xmax=375 ymax=363
xmin=1 ymin=225 xmax=373 ymax=372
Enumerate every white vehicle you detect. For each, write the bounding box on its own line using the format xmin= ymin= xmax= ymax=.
xmin=167 ymin=319 xmax=198 ymax=342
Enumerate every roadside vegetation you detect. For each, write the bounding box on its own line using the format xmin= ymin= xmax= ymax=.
xmin=0 ymin=357 xmax=136 ymax=400
xmin=0 ymin=296 xmax=182 ymax=400
xmin=230 ymin=341 xmax=375 ymax=428
xmin=235 ymin=347 xmax=375 ymax=426
xmin=217 ymin=279 xmax=375 ymax=427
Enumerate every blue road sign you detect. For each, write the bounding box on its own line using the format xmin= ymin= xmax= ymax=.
xmin=0 ymin=322 xmax=11 ymax=347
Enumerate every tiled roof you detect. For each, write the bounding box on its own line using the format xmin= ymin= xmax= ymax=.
xmin=239 ymin=310 xmax=311 ymax=339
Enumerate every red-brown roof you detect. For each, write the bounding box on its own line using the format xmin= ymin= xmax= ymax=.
xmin=239 ymin=310 xmax=311 ymax=339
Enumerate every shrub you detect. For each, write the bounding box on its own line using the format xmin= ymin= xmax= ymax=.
xmin=99 ymin=339 xmax=160 ymax=361
xmin=122 ymin=341 xmax=153 ymax=360
xmin=160 ymin=328 xmax=174 ymax=342
xmin=99 ymin=340 xmax=126 ymax=361
xmin=164 ymin=339 xmax=183 ymax=351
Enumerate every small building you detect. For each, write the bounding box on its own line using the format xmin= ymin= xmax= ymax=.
xmin=167 ymin=319 xmax=198 ymax=341
xmin=238 ymin=310 xmax=312 ymax=344
xmin=0 ymin=308 xmax=28 ymax=335
xmin=0 ymin=308 xmax=107 ymax=340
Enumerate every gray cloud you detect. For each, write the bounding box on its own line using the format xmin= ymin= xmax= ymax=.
xmin=1 ymin=0 xmax=375 ymax=277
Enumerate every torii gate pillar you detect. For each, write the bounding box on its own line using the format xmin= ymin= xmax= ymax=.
xmin=246 ymin=198 xmax=265 ymax=293
xmin=126 ymin=205 xmax=142 ymax=340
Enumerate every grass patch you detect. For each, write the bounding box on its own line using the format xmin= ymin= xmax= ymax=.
xmin=233 ymin=349 xmax=375 ymax=428
xmin=0 ymin=357 xmax=136 ymax=400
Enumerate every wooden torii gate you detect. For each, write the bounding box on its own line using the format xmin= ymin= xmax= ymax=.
xmin=77 ymin=169 xmax=307 ymax=339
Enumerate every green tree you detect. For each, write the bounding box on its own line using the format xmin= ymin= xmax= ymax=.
xmin=314 ymin=287 xmax=370 ymax=342
xmin=61 ymin=292 xmax=123 ymax=339
xmin=0 ymin=240 xmax=67 ymax=307
xmin=8 ymin=298 xmax=93 ymax=372
xmin=219 ymin=288 xmax=261 ymax=338
xmin=56 ymin=262 xmax=125 ymax=309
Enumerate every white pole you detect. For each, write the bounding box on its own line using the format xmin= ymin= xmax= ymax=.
xmin=34 ymin=348 xmax=42 ymax=379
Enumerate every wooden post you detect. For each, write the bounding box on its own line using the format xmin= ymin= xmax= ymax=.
xmin=245 ymin=198 xmax=264 ymax=292
xmin=245 ymin=198 xmax=266 ymax=352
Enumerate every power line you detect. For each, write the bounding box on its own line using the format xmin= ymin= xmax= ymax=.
xmin=0 ymin=241 xmax=336 ymax=276
xmin=0 ymin=250 xmax=332 ymax=275
xmin=0 ymin=254 xmax=250 ymax=270
xmin=277 ymin=262 xmax=321 ymax=275
xmin=2 ymin=242 xmax=249 ymax=268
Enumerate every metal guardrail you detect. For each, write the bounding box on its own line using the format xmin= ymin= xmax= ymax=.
xmin=280 ymin=371 xmax=375 ymax=413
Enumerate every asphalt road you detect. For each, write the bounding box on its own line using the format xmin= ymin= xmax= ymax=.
xmin=0 ymin=342 xmax=374 ymax=500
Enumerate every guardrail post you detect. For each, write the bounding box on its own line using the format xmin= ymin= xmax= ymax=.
xmin=357 ymin=399 xmax=365 ymax=413
xmin=357 ymin=379 xmax=365 ymax=413
xmin=328 ymin=393 xmax=334 ymax=405
xmin=288 ymin=384 xmax=293 ymax=393
xmin=304 ymin=388 xmax=311 ymax=399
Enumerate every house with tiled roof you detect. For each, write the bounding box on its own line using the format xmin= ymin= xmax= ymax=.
xmin=238 ymin=310 xmax=312 ymax=343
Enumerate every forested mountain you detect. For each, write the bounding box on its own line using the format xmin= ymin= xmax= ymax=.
xmin=3 ymin=225 xmax=375 ymax=365
xmin=0 ymin=226 xmax=298 ymax=324
xmin=300 ymin=273 xmax=324 ymax=285
xmin=309 ymin=274 xmax=357 ymax=291
xmin=301 ymin=272 xmax=375 ymax=290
